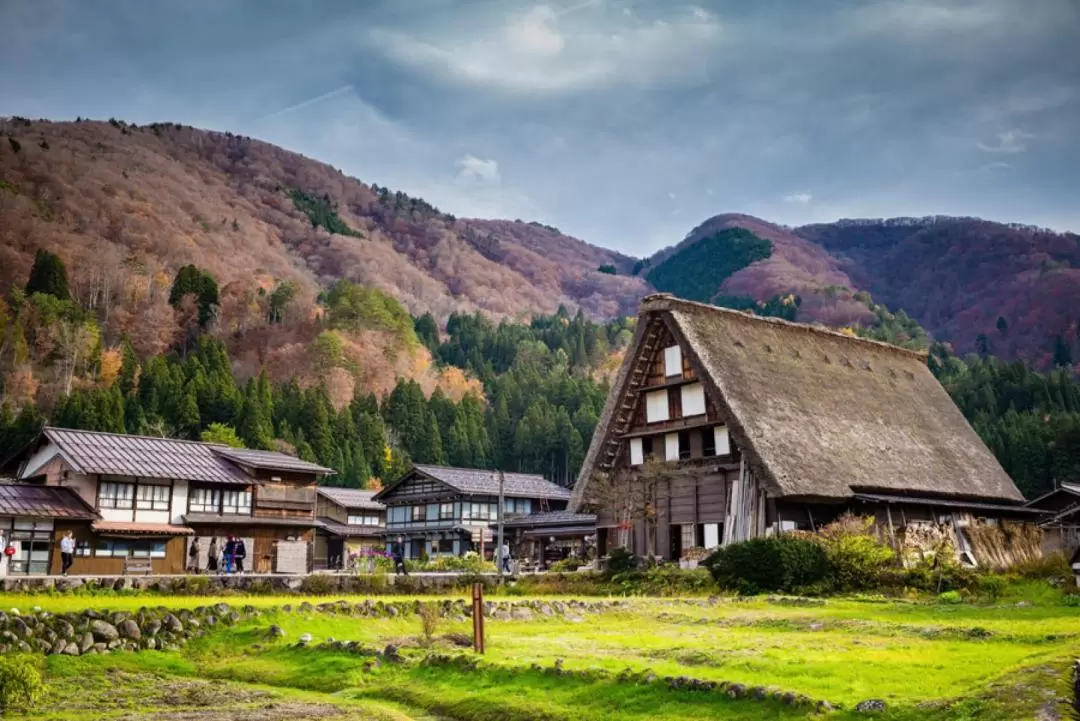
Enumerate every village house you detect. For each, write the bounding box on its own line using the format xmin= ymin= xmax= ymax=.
xmin=0 ymin=481 xmax=98 ymax=576
xmin=373 ymin=464 xmax=571 ymax=560
xmin=16 ymin=427 xmax=334 ymax=574
xmin=493 ymin=510 xmax=597 ymax=570
xmin=1026 ymin=483 xmax=1080 ymax=562
xmin=313 ymin=487 xmax=385 ymax=570
xmin=569 ymin=293 xmax=1043 ymax=568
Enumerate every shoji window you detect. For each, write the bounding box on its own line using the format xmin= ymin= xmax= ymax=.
xmin=681 ymin=383 xmax=706 ymax=417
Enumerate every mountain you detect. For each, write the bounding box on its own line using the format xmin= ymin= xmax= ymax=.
xmin=794 ymin=217 xmax=1080 ymax=367
xmin=645 ymin=213 xmax=1080 ymax=369
xmin=0 ymin=118 xmax=645 ymax=325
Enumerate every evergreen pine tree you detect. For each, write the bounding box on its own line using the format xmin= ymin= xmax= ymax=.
xmin=25 ymin=248 xmax=71 ymax=301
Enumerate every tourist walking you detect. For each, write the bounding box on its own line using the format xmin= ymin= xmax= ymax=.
xmin=187 ymin=537 xmax=200 ymax=573
xmin=223 ymin=535 xmax=236 ymax=574
xmin=207 ymin=537 xmax=220 ymax=574
xmin=499 ymin=540 xmax=512 ymax=575
xmin=391 ymin=536 xmax=408 ymax=576
xmin=59 ymin=531 xmax=75 ymax=576
xmin=233 ymin=537 xmax=246 ymax=574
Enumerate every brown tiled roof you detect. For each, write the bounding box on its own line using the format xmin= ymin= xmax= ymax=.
xmin=316 ymin=487 xmax=385 ymax=510
xmin=0 ymin=484 xmax=97 ymax=520
xmin=378 ymin=465 xmax=571 ymax=501
xmin=41 ymin=428 xmax=250 ymax=484
xmin=183 ymin=513 xmax=319 ymax=528
xmin=92 ymin=521 xmax=193 ymax=536
xmin=212 ymin=448 xmax=335 ymax=475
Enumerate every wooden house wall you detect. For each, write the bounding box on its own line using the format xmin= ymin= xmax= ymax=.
xmin=51 ymin=520 xmax=187 ymax=575
xmin=316 ymin=496 xmax=347 ymax=524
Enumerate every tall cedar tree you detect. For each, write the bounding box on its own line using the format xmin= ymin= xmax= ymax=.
xmin=25 ymin=249 xmax=71 ymax=301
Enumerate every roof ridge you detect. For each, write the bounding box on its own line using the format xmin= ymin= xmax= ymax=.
xmin=46 ymin=426 xmax=227 ymax=447
xmin=640 ymin=293 xmax=929 ymax=361
xmin=414 ymin=463 xmax=548 ymax=479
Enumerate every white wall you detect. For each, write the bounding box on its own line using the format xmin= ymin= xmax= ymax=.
xmin=714 ymin=426 xmax=731 ymax=456
xmin=646 ymin=390 xmax=669 ymax=422
xmin=171 ymin=480 xmax=189 ymax=525
xmin=663 ymin=345 xmax=682 ymax=377
xmin=681 ymin=383 xmax=706 ymax=417
xmin=665 ymin=433 xmax=679 ymax=462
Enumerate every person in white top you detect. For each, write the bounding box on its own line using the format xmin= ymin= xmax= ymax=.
xmin=59 ymin=531 xmax=76 ymax=576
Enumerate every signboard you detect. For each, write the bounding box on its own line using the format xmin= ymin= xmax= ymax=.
xmin=468 ymin=526 xmax=493 ymax=545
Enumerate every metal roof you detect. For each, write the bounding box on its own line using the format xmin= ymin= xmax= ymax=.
xmin=381 ymin=465 xmax=571 ymax=501
xmin=40 ymin=427 xmax=250 ymax=484
xmin=852 ymin=492 xmax=1045 ymax=515
xmin=35 ymin=428 xmax=333 ymax=484
xmin=0 ymin=484 xmax=97 ymax=520
xmin=318 ymin=518 xmax=385 ymax=537
xmin=316 ymin=486 xmax=385 ymax=510
xmin=212 ymin=448 xmax=334 ymax=475
xmin=497 ymin=511 xmax=597 ymax=528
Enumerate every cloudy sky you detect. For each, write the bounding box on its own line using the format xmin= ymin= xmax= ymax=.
xmin=1 ymin=0 xmax=1077 ymax=254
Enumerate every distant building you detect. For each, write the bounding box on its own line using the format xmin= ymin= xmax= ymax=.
xmin=1026 ymin=483 xmax=1080 ymax=559
xmin=16 ymin=427 xmax=334 ymax=574
xmin=570 ymin=294 xmax=1042 ymax=568
xmin=373 ymin=464 xmax=571 ymax=560
xmin=0 ymin=481 xmax=97 ymax=576
xmin=314 ymin=487 xmax=385 ymax=570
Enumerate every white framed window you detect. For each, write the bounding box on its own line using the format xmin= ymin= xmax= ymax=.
xmin=665 ymin=433 xmax=680 ymax=462
xmin=348 ymin=513 xmax=381 ymax=526
xmin=221 ymin=490 xmax=252 ymax=515
xmin=714 ymin=426 xmax=731 ymax=456
xmin=136 ymin=483 xmax=171 ymax=511
xmin=99 ymin=482 xmax=134 ymax=510
xmin=646 ymin=390 xmax=669 ymax=423
xmin=188 ymin=487 xmax=221 ymax=514
xmin=681 ymin=524 xmax=695 ymax=550
xmin=663 ymin=345 xmax=682 ymax=377
xmin=681 ymin=383 xmax=706 ymax=417
xmin=629 ymin=438 xmax=644 ymax=466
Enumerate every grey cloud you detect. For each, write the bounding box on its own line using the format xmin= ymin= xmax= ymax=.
xmin=0 ymin=0 xmax=1077 ymax=256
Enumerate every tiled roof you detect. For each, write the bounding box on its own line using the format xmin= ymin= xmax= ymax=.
xmin=408 ymin=465 xmax=571 ymax=500
xmin=183 ymin=513 xmax=320 ymax=528
xmin=0 ymin=484 xmax=97 ymax=520
xmin=212 ymin=448 xmax=334 ymax=475
xmin=92 ymin=521 xmax=193 ymax=535
xmin=318 ymin=518 xmax=385 ymax=537
xmin=317 ymin=487 xmax=385 ymax=510
xmin=498 ymin=511 xmax=597 ymax=528
xmin=40 ymin=427 xmax=250 ymax=484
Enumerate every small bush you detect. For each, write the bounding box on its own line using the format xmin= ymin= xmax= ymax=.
xmin=418 ymin=602 xmax=440 ymax=643
xmin=1009 ymin=552 xmax=1071 ymax=580
xmin=1062 ymin=594 xmax=1080 ymax=607
xmin=298 ymin=574 xmax=339 ymax=595
xmin=938 ymin=590 xmax=963 ymax=604
xmin=973 ymin=574 xmax=1008 ymax=601
xmin=548 ymin=557 xmax=587 ymax=573
xmin=0 ymin=656 xmax=43 ymax=713
xmin=704 ymin=536 xmax=830 ymax=594
xmin=606 ymin=547 xmax=639 ymax=575
xmin=811 ymin=514 xmax=895 ymax=591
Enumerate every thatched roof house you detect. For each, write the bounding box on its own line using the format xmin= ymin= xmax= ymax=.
xmin=571 ymin=294 xmax=1036 ymax=564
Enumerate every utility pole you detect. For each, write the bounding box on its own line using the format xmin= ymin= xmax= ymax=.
xmin=496 ymin=469 xmax=506 ymax=577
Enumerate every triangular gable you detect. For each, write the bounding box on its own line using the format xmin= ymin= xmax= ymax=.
xmin=372 ymin=466 xmax=459 ymax=502
xmin=570 ymin=308 xmax=766 ymax=511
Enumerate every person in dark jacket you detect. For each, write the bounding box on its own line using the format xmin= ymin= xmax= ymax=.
xmin=391 ymin=536 xmax=408 ymax=576
xmin=233 ymin=537 xmax=247 ymax=573
xmin=207 ymin=537 xmax=220 ymax=573
xmin=223 ymin=535 xmax=235 ymax=574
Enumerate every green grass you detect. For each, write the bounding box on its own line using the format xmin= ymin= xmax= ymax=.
xmin=14 ymin=594 xmax=1080 ymax=720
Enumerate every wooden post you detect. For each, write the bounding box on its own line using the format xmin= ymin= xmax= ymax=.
xmin=471 ymin=582 xmax=485 ymax=654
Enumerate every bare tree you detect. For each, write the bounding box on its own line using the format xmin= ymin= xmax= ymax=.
xmin=585 ymin=457 xmax=675 ymax=559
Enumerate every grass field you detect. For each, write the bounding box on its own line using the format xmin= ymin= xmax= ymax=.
xmin=8 ymin=592 xmax=1079 ymax=720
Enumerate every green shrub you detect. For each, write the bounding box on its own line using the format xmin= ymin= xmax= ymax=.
xmin=606 ymin=547 xmax=640 ymax=574
xmin=0 ymin=656 xmax=43 ymax=713
xmin=548 ymin=557 xmax=587 ymax=573
xmin=938 ymin=590 xmax=963 ymax=604
xmin=973 ymin=573 xmax=1008 ymax=601
xmin=704 ymin=536 xmax=830 ymax=594
xmin=1062 ymin=594 xmax=1080 ymax=607
xmin=611 ymin=567 xmax=715 ymax=596
xmin=811 ymin=514 xmax=895 ymax=591
xmin=298 ymin=574 xmax=339 ymax=595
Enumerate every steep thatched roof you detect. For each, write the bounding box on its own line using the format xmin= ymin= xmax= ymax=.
xmin=571 ymin=294 xmax=1023 ymax=509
